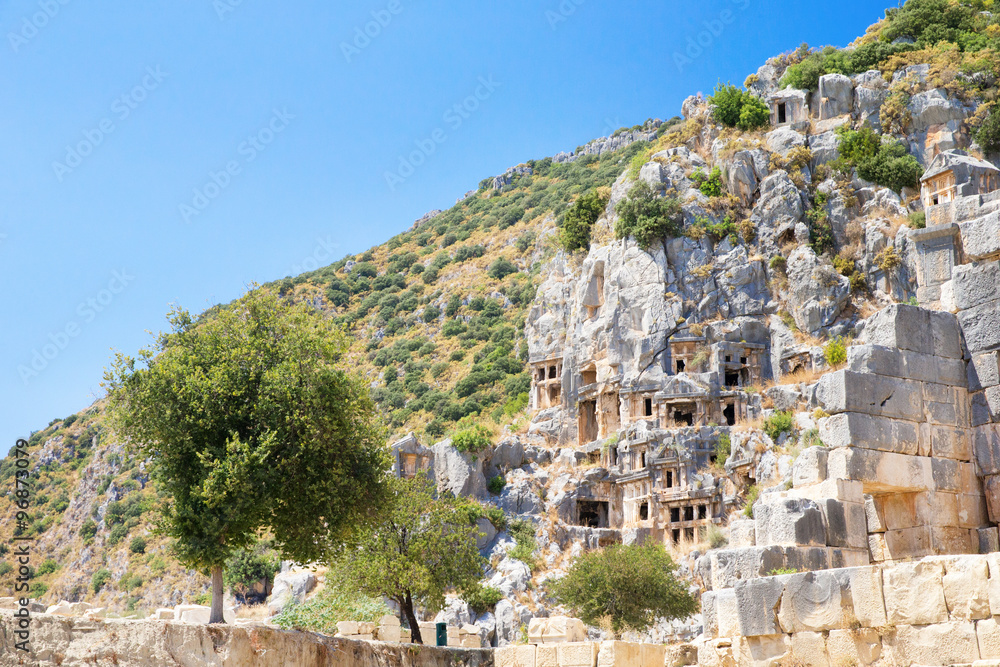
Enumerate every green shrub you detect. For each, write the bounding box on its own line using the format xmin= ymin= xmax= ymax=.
xmin=36 ymin=559 xmax=59 ymax=576
xmin=713 ymin=433 xmax=731 ymax=465
xmin=703 ymin=523 xmax=728 ymax=549
xmin=559 ymin=190 xmax=609 ymax=252
xmin=91 ymin=568 xmax=112 ymax=594
xmin=769 ymin=255 xmax=787 ymax=273
xmin=515 ymin=231 xmax=537 ymax=253
xmin=691 ymin=167 xmax=724 ymax=198
xmin=824 ymin=338 xmax=847 ymax=367
xmin=129 ymin=536 xmax=147 ymax=554
xmin=909 ymin=211 xmax=926 ymax=229
xmin=488 ymin=475 xmax=506 ymax=495
xmin=272 ymin=574 xmax=390 ymax=634
xmin=508 ymin=519 xmax=538 ymax=568
xmin=0 ymin=562 xmax=13 ymax=577
xmin=488 ymin=257 xmax=518 ymax=280
xmin=976 ymin=107 xmax=1000 ymax=154
xmin=547 ymin=543 xmax=697 ymax=635
xmin=836 ymin=126 xmax=922 ymax=193
xmin=122 ymin=573 xmax=143 ymax=592
xmin=708 ymin=82 xmax=769 ymax=131
xmin=763 ymin=411 xmax=795 ymax=442
xmin=80 ymin=519 xmax=97 ymax=541
xmin=614 ymin=182 xmax=683 ymax=249
xmin=452 ymin=425 xmax=492 ymax=454
xmin=224 ymin=544 xmax=281 ymax=597
xmin=742 ymin=485 xmax=760 ymax=518
xmin=107 ymin=523 xmax=128 ymax=546
xmin=464 ymin=584 xmax=504 ymax=613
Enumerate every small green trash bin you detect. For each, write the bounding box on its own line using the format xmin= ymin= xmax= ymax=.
xmin=435 ymin=622 xmax=447 ymax=647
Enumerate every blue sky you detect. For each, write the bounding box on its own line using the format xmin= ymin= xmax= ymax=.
xmin=0 ymin=0 xmax=889 ymax=446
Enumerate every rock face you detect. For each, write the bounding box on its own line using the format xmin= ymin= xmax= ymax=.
xmin=267 ymin=571 xmax=317 ymax=614
xmin=0 ymin=612 xmax=492 ymax=666
xmin=433 ymin=439 xmax=488 ymax=499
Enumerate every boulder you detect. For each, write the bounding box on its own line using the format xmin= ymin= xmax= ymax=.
xmin=765 ymin=127 xmax=806 ymax=155
xmin=882 ymin=560 xmax=949 ymax=625
xmin=785 ymin=246 xmax=850 ymax=333
xmin=267 ymin=571 xmax=317 ymax=614
xmin=754 ymin=497 xmax=826 ymax=547
xmin=432 ymin=439 xmax=488 ymax=499
xmin=818 ymin=73 xmax=854 ymax=119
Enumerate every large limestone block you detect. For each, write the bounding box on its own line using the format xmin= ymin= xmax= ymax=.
xmin=960 ymin=297 xmax=1000 ymax=355
xmin=930 ymin=424 xmax=973 ymax=461
xmin=267 ymin=571 xmax=317 ymax=614
xmin=961 ymin=210 xmax=1000 ymax=262
xmin=884 ymin=526 xmax=933 ymax=558
xmin=885 ymin=621 xmax=980 ymax=666
xmin=954 ymin=260 xmax=1000 ymax=311
xmin=777 ymin=570 xmax=850 ymax=633
xmin=754 ymin=498 xmax=826 ymax=547
xmin=638 ymin=643 xmax=665 ymax=667
xmin=791 ymin=446 xmax=828 ymax=487
xmin=883 ymin=560 xmax=949 ymax=625
xmin=527 ymin=616 xmax=586 ymax=644
xmin=739 ymin=634 xmax=790 ymax=665
xmin=932 ymin=525 xmax=977 ymax=554
xmin=863 ymin=495 xmax=886 ymax=533
xmin=729 ymin=519 xmax=756 ymax=547
xmin=978 ymin=616 xmax=1000 ymax=660
xmin=735 ymin=576 xmax=789 ymax=637
xmin=596 ymin=641 xmax=639 ymax=667
xmin=816 ymin=498 xmax=868 ymax=549
xmin=845 ymin=566 xmax=888 ymax=628
xmin=815 ymin=370 xmax=923 ymax=422
xmin=153 ymin=608 xmax=175 ymax=620
xmin=716 ymin=588 xmax=740 ymax=639
xmin=556 ymin=642 xmax=598 ymax=667
xmin=938 ymin=555 xmax=991 ymax=620
xmin=976 ymin=425 xmax=1000 ymax=476
xmin=709 ymin=546 xmax=786 ymax=590
xmin=859 ymin=304 xmax=962 ymax=358
xmin=496 ymin=645 xmax=537 ymax=667
xmin=820 ymin=412 xmax=920 ymax=455
xmin=788 ymin=631 xmax=830 ymax=666
xmin=971 ymin=351 xmax=1000 ymax=392
xmin=432 ymin=439 xmax=488 ymax=499
xmin=827 ymin=628 xmax=881 ymax=666
xmin=847 ymin=344 xmax=967 ymax=387
xmin=701 ymin=591 xmax=718 ymax=637
xmin=826 ymin=447 xmax=932 ymax=494
xmin=818 ymin=73 xmax=854 ymax=119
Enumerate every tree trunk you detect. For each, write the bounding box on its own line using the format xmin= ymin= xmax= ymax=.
xmin=209 ymin=566 xmax=225 ymax=624
xmin=403 ymin=591 xmax=421 ymax=644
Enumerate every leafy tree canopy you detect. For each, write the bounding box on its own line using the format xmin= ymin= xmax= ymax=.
xmin=548 ymin=543 xmax=697 ymax=635
xmin=103 ymin=288 xmax=390 ymax=622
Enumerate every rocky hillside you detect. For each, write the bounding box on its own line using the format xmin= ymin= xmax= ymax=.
xmin=4 ymin=0 xmax=1000 ymax=650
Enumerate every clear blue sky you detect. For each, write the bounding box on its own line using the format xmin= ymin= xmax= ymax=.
xmin=0 ymin=0 xmax=889 ymax=446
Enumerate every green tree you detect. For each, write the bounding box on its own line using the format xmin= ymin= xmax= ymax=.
xmin=338 ymin=475 xmax=484 ymax=644
xmin=560 ymin=190 xmax=609 ymax=252
xmin=103 ymin=288 xmax=390 ymax=623
xmin=976 ymin=106 xmax=1000 ymax=154
xmin=708 ymin=82 xmax=770 ymax=131
xmin=614 ymin=181 xmax=683 ymax=250
xmin=548 ymin=543 xmax=697 ymax=635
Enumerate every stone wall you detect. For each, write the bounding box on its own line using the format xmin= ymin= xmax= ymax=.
xmin=699 ymin=553 xmax=1000 ymax=667
xmin=0 ymin=612 xmax=492 ymax=667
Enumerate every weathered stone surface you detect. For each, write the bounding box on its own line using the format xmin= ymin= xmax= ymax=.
xmin=937 ymin=555 xmax=991 ymax=620
xmin=961 ymin=211 xmax=1000 ymax=262
xmin=785 ymin=246 xmax=850 ymax=333
xmin=497 ymin=645 xmax=537 ymax=667
xmin=734 ymin=576 xmax=789 ymax=637
xmin=953 ymin=260 xmax=1000 ymax=311
xmin=863 ymin=495 xmax=885 ymax=533
xmin=0 ymin=612 xmax=494 ymax=667
xmin=792 ymin=446 xmax=828 ymax=487
xmin=267 ymin=571 xmax=317 ymax=614
xmin=971 ymin=351 xmax=1000 ymax=392
xmin=847 ymin=344 xmax=967 ymax=387
xmin=885 ymin=620 xmax=980 ymax=666
xmin=816 ymin=370 xmax=923 ymax=422
xmin=433 ymin=439 xmax=488 ymax=499
xmin=716 ymin=588 xmax=740 ymax=639
xmin=826 ymin=447 xmax=933 ymax=493
xmin=816 ymin=498 xmax=867 ymax=549
xmin=960 ymin=297 xmax=1000 ymax=355
xmin=858 ymin=304 xmax=962 ymax=358
xmin=819 ymin=412 xmax=921 ymax=456
xmin=728 ymin=519 xmax=756 ymax=548
xmin=827 ymin=628 xmax=881 ymax=666
xmin=978 ymin=616 xmax=1000 ymax=660
xmin=846 ymin=566 xmax=888 ymax=628
xmin=777 ymin=569 xmax=850 ymax=633
xmin=754 ymin=498 xmax=826 ymax=547
xmin=526 ymin=616 xmax=586 ymax=644
xmin=787 ymin=631 xmax=830 ymax=667
xmin=818 ymin=73 xmax=854 ymax=119
xmin=883 ymin=559 xmax=949 ymax=625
